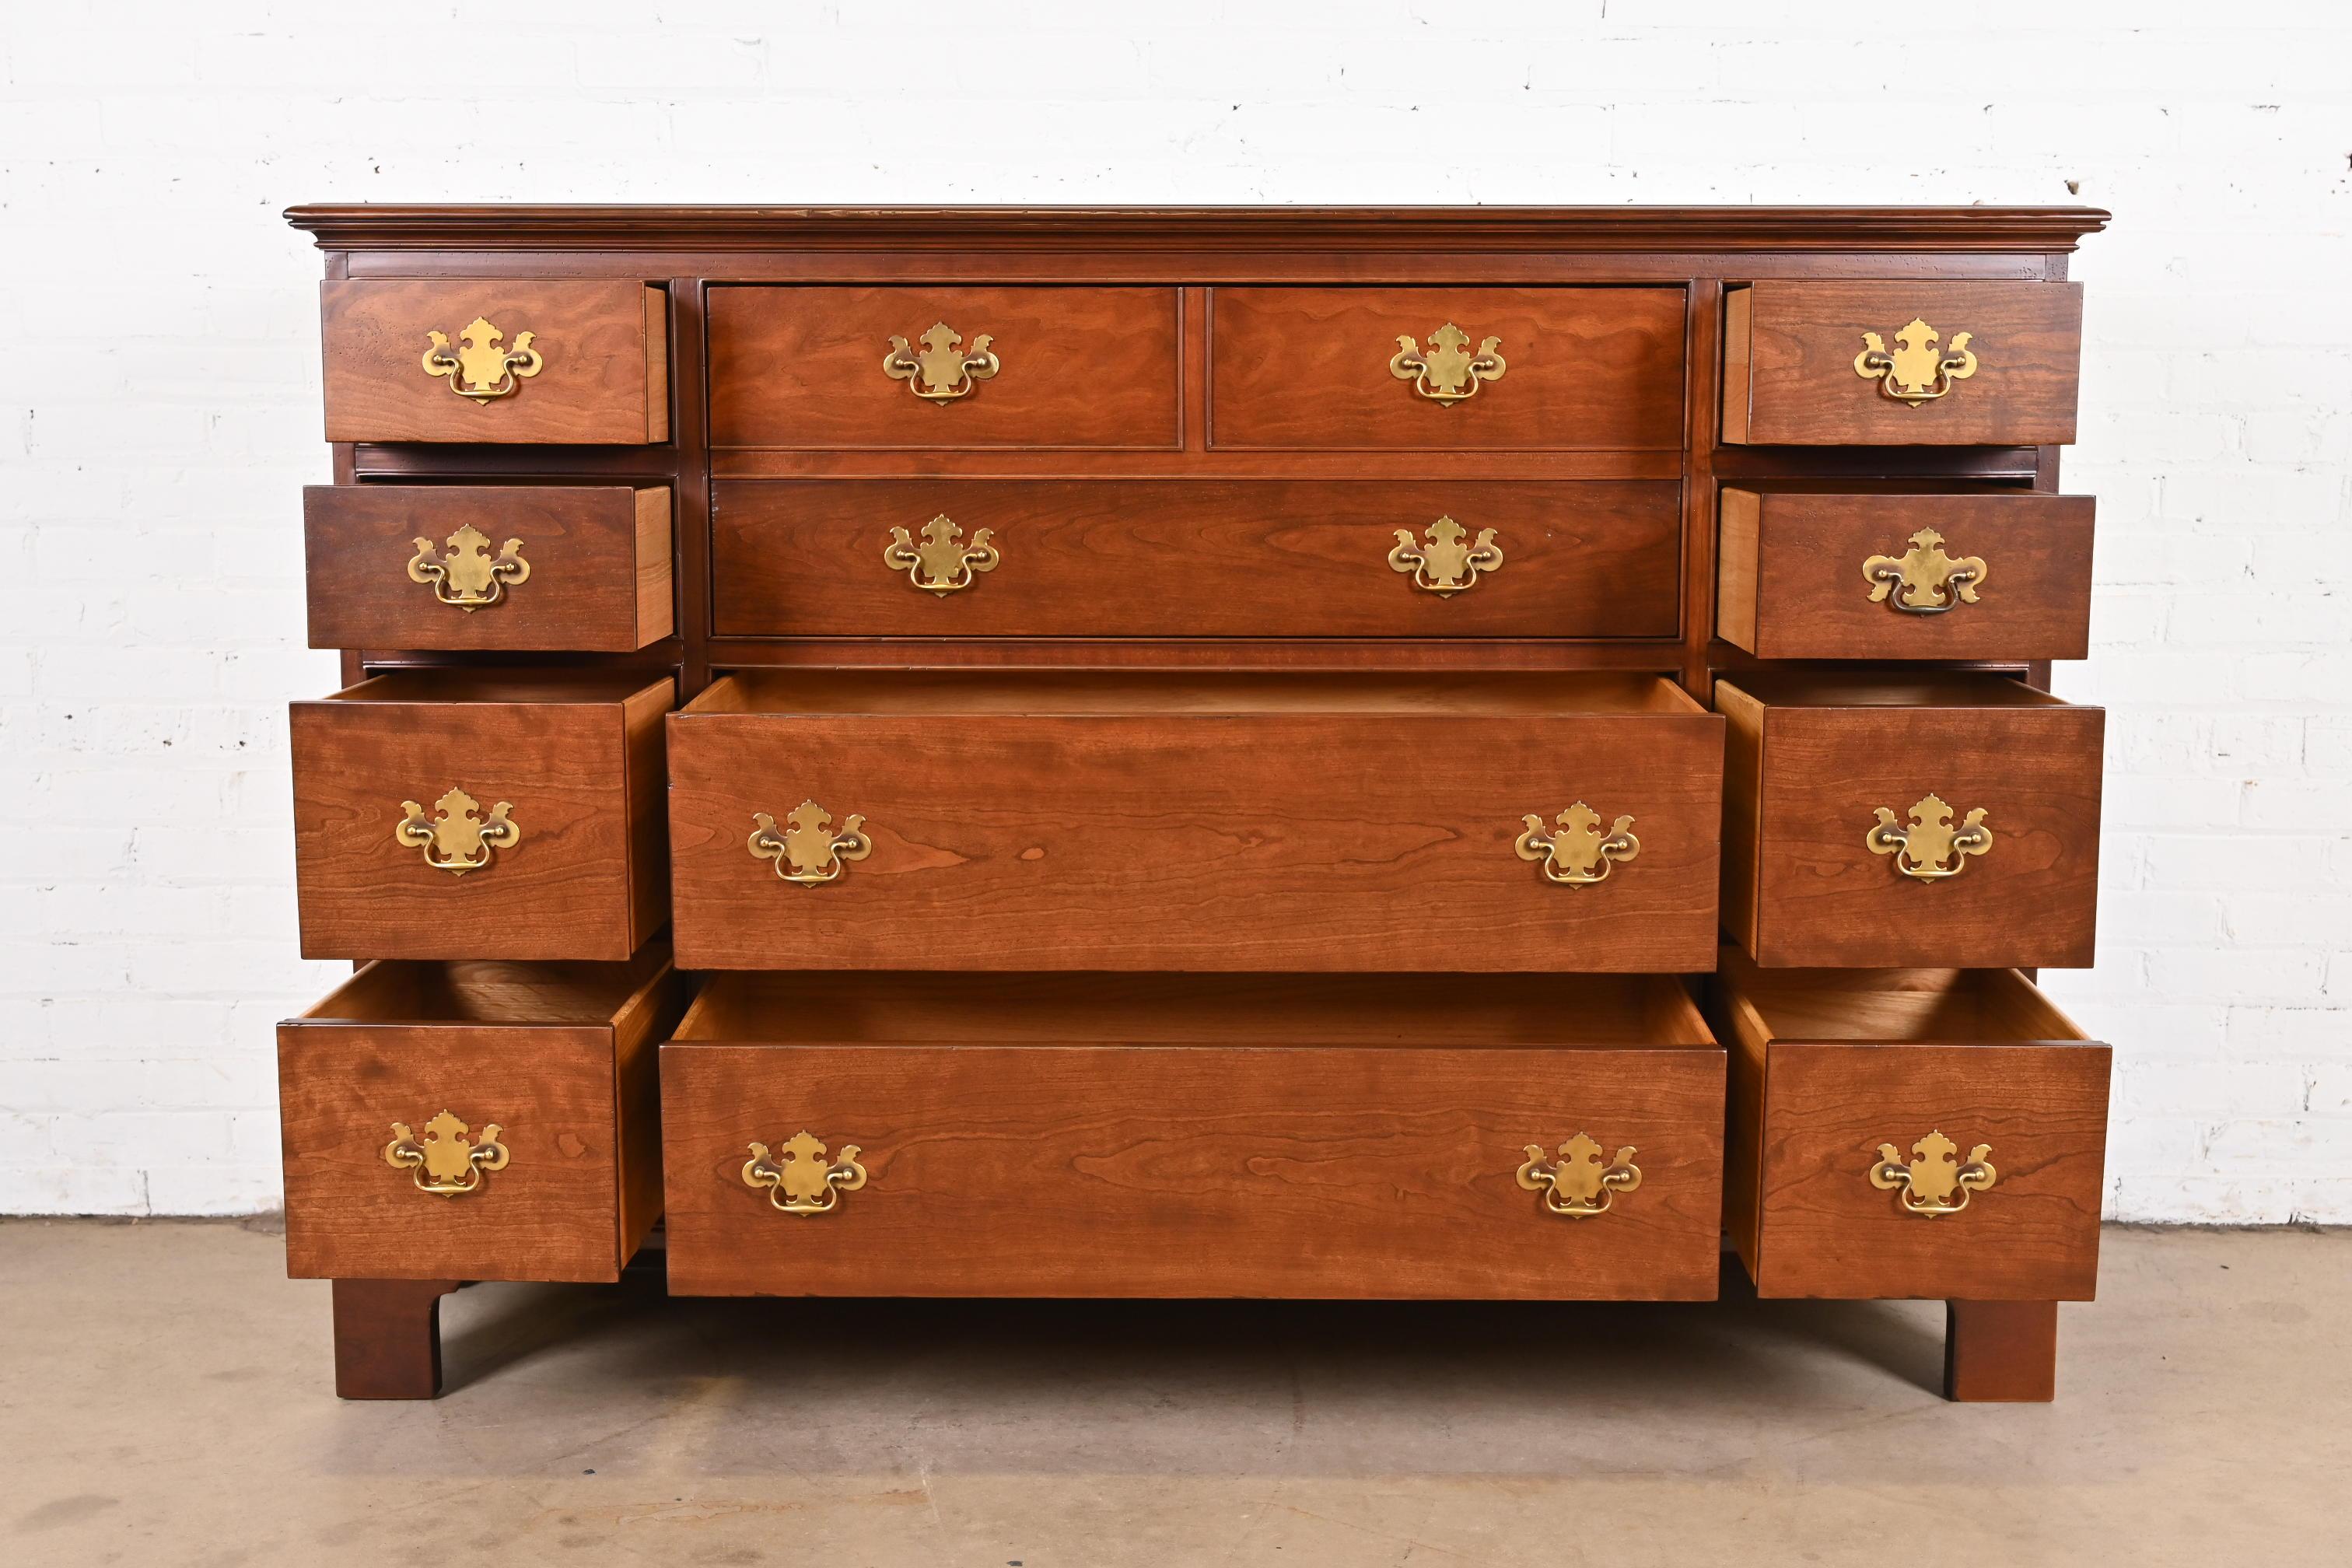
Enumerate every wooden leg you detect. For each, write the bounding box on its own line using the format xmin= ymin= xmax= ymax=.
xmin=1944 ymin=1299 xmax=2059 ymax=1402
xmin=331 ymin=1278 xmax=460 ymax=1400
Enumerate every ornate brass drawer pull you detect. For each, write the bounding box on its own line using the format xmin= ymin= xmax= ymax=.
xmin=1853 ymin=317 xmax=1977 ymax=404
xmin=744 ymin=1132 xmax=867 ymax=1215
xmin=1517 ymin=1134 xmax=1642 ymax=1217
xmin=383 ymin=1111 xmax=509 ymax=1198
xmin=1389 ymin=516 xmax=1503 ymax=596
xmin=1866 ymin=793 xmax=1992 ymax=880
xmin=408 ymin=523 xmax=530 ymax=611
xmin=420 ymin=316 xmax=542 ymax=401
xmin=749 ymin=801 xmax=870 ymax=885
xmin=397 ymin=787 xmax=519 ymax=875
xmin=1516 ymin=803 xmax=1639 ymax=885
xmin=1871 ymin=1130 xmax=1997 ymax=1216
xmin=883 ymin=322 xmax=998 ymax=403
xmin=885 ymin=514 xmax=999 ymax=595
xmin=1863 ymin=527 xmax=1985 ymax=614
xmin=1390 ymin=322 xmax=1506 ymax=404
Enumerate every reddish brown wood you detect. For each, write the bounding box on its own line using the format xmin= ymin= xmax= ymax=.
xmin=331 ymin=1277 xmax=459 ymax=1399
xmin=1945 ymin=1299 xmax=2060 ymax=1402
xmin=710 ymin=478 xmax=1682 ymax=639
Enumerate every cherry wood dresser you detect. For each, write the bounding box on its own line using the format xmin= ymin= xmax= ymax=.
xmin=278 ymin=204 xmax=2111 ymax=1404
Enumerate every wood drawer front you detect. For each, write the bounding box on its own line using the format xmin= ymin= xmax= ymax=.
xmin=660 ymin=974 xmax=1725 ymax=1300
xmin=304 ymin=485 xmax=673 ymax=653
xmin=1717 ymin=675 xmax=2104 ymax=969
xmin=708 ymin=285 xmax=1181 ymax=450
xmin=1717 ymin=488 xmax=2093 ymax=660
xmin=667 ymin=674 xmax=1724 ymax=973
xmin=1210 ymin=286 xmax=1685 ymax=450
xmin=290 ymin=673 xmax=674 ymax=961
xmin=711 ymin=478 xmax=1682 ymax=639
xmin=1723 ymin=282 xmax=2081 ymax=446
xmin=278 ymin=951 xmax=679 ymax=1283
xmin=320 ymin=280 xmax=668 ymax=445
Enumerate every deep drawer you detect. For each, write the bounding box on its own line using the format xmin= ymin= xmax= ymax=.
xmin=660 ymin=971 xmax=1726 ymax=1299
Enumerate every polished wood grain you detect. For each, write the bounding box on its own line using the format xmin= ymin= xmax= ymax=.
xmin=1717 ymin=486 xmax=2093 ymax=660
xmin=304 ymin=484 xmax=673 ymax=652
xmin=1209 ymin=286 xmax=1685 ymax=450
xmin=331 ymin=1278 xmax=458 ymax=1399
xmin=1712 ymin=951 xmax=2109 ymax=1302
xmin=278 ymin=948 xmax=681 ymax=1282
xmin=1945 ymin=1300 xmax=2060 ymax=1402
xmin=667 ymin=673 xmax=1724 ymax=972
xmin=1715 ymin=673 xmax=2104 ymax=968
xmin=661 ymin=971 xmax=1724 ymax=1299
xmin=320 ymin=279 xmax=668 ymax=444
xmin=289 ymin=671 xmax=673 ymax=961
xmin=710 ymin=478 xmax=1682 ymax=639
xmin=1722 ymin=281 xmax=2082 ymax=446
xmin=709 ymin=285 xmax=1181 ymax=450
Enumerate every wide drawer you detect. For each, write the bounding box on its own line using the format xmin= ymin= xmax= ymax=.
xmin=320 ymin=279 xmax=669 ymax=444
xmin=661 ymin=971 xmax=1726 ymax=1299
xmin=667 ymin=672 xmax=1724 ymax=972
xmin=1717 ymin=486 xmax=2094 ymax=660
xmin=708 ymin=285 xmax=1181 ymax=450
xmin=1713 ymin=950 xmax=2109 ymax=1300
xmin=289 ymin=670 xmax=673 ymax=961
xmin=278 ymin=946 xmax=682 ymax=1283
xmin=711 ymin=478 xmax=1682 ymax=639
xmin=1722 ymin=281 xmax=2082 ymax=446
xmin=1210 ymin=286 xmax=1685 ymax=450
xmin=305 ymin=485 xmax=673 ymax=653
xmin=1716 ymin=673 xmax=2104 ymax=969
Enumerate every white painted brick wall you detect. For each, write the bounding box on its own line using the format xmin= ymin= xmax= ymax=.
xmin=3 ymin=0 xmax=2346 ymax=1222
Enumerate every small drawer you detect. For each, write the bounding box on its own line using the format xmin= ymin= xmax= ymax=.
xmin=661 ymin=971 xmax=1725 ymax=1300
xmin=1717 ymin=486 xmax=2092 ymax=660
xmin=1713 ymin=949 xmax=2110 ymax=1300
xmin=1721 ymin=282 xmax=2081 ymax=446
xmin=1210 ymin=286 xmax=1685 ymax=450
xmin=278 ymin=945 xmax=684 ymax=1283
xmin=1715 ymin=673 xmax=2103 ymax=969
xmin=304 ymin=485 xmax=673 ymax=653
xmin=320 ymin=279 xmax=669 ymax=444
xmin=712 ymin=478 xmax=1683 ymax=639
xmin=667 ymin=672 xmax=1724 ymax=973
xmin=708 ymin=285 xmax=1181 ymax=450
xmin=290 ymin=670 xmax=674 ymax=961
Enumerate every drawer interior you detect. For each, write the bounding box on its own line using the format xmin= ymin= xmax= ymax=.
xmin=1717 ymin=669 xmax=2077 ymax=715
xmin=325 ymin=668 xmax=672 ymax=708
xmin=1714 ymin=958 xmax=2091 ymax=1048
xmin=294 ymin=950 xmax=674 ymax=1030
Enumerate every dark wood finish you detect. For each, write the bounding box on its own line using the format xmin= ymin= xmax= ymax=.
xmin=1722 ymin=281 xmax=2083 ymax=446
xmin=1712 ymin=952 xmax=2109 ymax=1302
xmin=1209 ymin=287 xmax=1684 ymax=451
xmin=289 ymin=670 xmax=674 ymax=961
xmin=711 ymin=478 xmax=1682 ymax=639
xmin=331 ymin=1277 xmax=458 ymax=1400
xmin=320 ymin=279 xmax=668 ymax=444
xmin=278 ymin=948 xmax=681 ymax=1281
xmin=305 ymin=484 xmax=672 ymax=652
xmin=1718 ymin=486 xmax=2093 ymax=660
xmin=1715 ymin=672 xmax=2104 ymax=968
xmin=1944 ymin=1300 xmax=2060 ymax=1402
xmin=667 ymin=672 xmax=1724 ymax=972
xmin=709 ymin=285 xmax=1181 ymax=450
xmin=661 ymin=971 xmax=1724 ymax=1299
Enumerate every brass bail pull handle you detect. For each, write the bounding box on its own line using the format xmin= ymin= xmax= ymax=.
xmin=1390 ymin=322 xmax=1506 ymax=403
xmin=1866 ymin=794 xmax=1992 ymax=880
xmin=884 ymin=322 xmax=999 ymax=402
xmin=749 ymin=801 xmax=870 ymax=885
xmin=1516 ymin=803 xmax=1638 ymax=886
xmin=885 ymin=515 xmax=999 ymax=594
xmin=384 ymin=1111 xmax=509 ymax=1198
xmin=1871 ymin=1130 xmax=1997 ymax=1216
xmin=1517 ymin=1135 xmax=1642 ymax=1217
xmin=421 ymin=316 xmax=542 ymax=401
xmin=396 ymin=788 xmax=519 ymax=875
xmin=1853 ymin=317 xmax=1977 ymax=404
xmin=1862 ymin=529 xmax=1986 ymax=615
xmin=743 ymin=1132 xmax=867 ymax=1215
xmin=408 ymin=523 xmax=530 ymax=611
xmin=1390 ymin=516 xmax=1502 ymax=596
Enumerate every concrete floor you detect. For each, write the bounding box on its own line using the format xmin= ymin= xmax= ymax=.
xmin=2 ymin=1222 xmax=2343 ymax=1566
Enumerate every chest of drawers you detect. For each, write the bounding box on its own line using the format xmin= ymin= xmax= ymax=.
xmin=278 ymin=203 xmax=2109 ymax=1405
